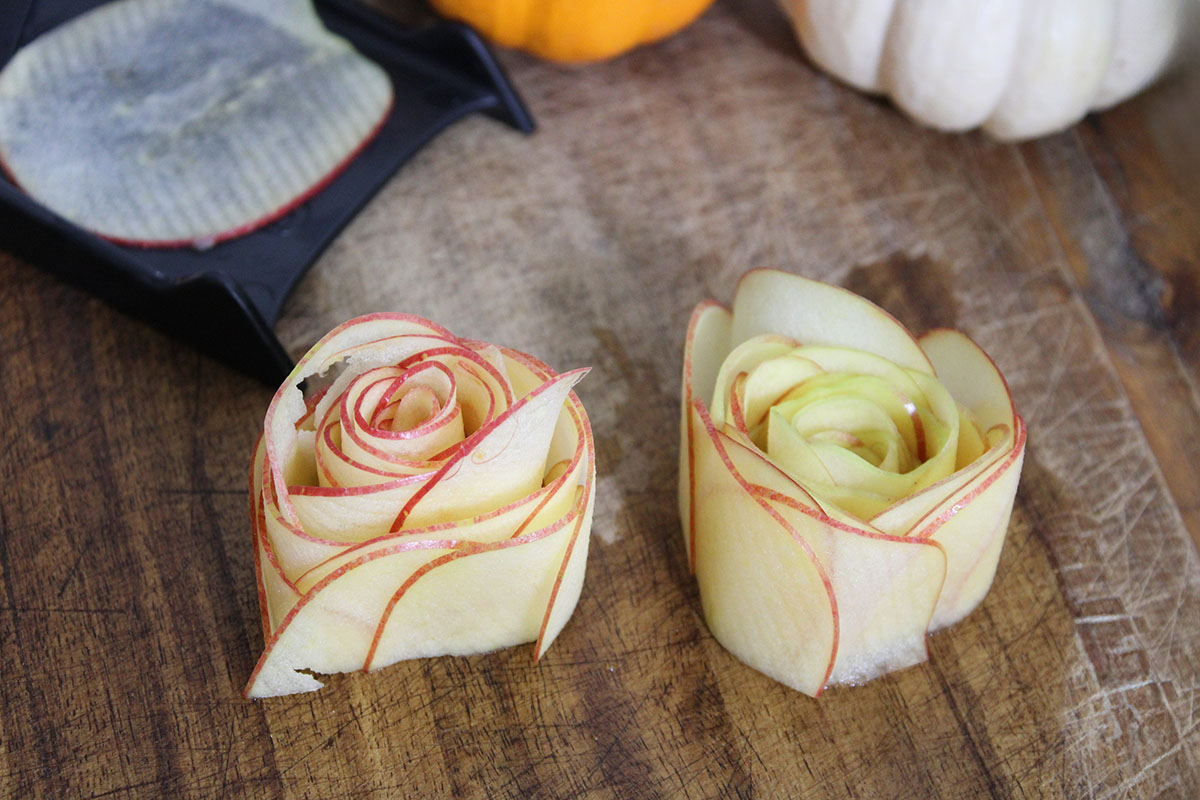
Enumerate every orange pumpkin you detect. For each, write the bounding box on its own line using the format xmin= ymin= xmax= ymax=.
xmin=430 ymin=0 xmax=717 ymax=63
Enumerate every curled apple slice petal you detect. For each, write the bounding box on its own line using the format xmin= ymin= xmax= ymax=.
xmin=245 ymin=314 xmax=595 ymax=699
xmin=730 ymin=268 xmax=934 ymax=373
xmin=704 ymin=407 xmax=947 ymax=690
xmin=691 ymin=402 xmax=838 ymax=696
xmin=680 ymin=270 xmax=1025 ymax=695
xmin=679 ymin=301 xmax=734 ymax=569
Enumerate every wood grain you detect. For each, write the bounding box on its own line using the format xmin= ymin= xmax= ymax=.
xmin=2 ymin=1 xmax=1199 ymax=797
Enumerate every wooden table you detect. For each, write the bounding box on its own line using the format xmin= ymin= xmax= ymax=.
xmin=3 ymin=2 xmax=1199 ymax=797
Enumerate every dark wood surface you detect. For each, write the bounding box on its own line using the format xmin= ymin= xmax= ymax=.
xmin=2 ymin=2 xmax=1199 ymax=797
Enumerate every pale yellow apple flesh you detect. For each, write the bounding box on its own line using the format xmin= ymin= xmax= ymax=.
xmin=0 ymin=0 xmax=393 ymax=246
xmin=245 ymin=314 xmax=595 ymax=699
xmin=680 ymin=270 xmax=1024 ymax=695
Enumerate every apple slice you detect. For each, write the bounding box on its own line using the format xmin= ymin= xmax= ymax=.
xmin=680 ymin=300 xmax=733 ymax=568
xmin=730 ymin=269 xmax=934 ymax=373
xmin=690 ymin=401 xmax=838 ymax=696
xmin=0 ymin=0 xmax=393 ymax=246
xmin=698 ymin=403 xmax=947 ymax=691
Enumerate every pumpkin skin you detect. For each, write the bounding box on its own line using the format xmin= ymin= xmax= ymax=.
xmin=430 ymin=0 xmax=717 ymax=63
xmin=781 ymin=0 xmax=1187 ymax=140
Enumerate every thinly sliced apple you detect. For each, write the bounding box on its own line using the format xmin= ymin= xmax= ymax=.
xmin=710 ymin=413 xmax=947 ymax=689
xmin=246 ymin=315 xmax=595 ymax=698
xmin=0 ymin=0 xmax=394 ymax=246
xmin=691 ymin=402 xmax=838 ymax=696
xmin=730 ymin=269 xmax=934 ymax=373
xmin=919 ymin=329 xmax=1018 ymax=433
xmin=740 ymin=354 xmax=826 ymax=430
xmin=921 ymin=419 xmax=1025 ymax=629
xmin=389 ymin=369 xmax=587 ymax=530
xmin=868 ymin=435 xmax=1013 ymax=536
xmin=914 ymin=329 xmax=1025 ymax=627
xmin=367 ymin=482 xmax=592 ymax=672
xmin=708 ymin=336 xmax=799 ymax=427
xmin=246 ymin=452 xmax=591 ymax=698
xmin=680 ymin=301 xmax=733 ymax=568
xmin=679 ymin=271 xmax=1025 ymax=695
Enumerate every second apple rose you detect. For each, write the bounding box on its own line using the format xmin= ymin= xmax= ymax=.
xmin=679 ymin=270 xmax=1025 ymax=695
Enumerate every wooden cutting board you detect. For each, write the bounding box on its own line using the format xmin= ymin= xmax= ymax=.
xmin=1 ymin=1 xmax=1198 ymax=797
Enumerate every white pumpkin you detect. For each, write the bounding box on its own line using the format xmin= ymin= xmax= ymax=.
xmin=781 ymin=0 xmax=1188 ymax=140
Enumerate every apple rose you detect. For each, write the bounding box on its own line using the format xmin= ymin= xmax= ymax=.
xmin=244 ymin=314 xmax=595 ymax=699
xmin=679 ymin=270 xmax=1025 ymax=696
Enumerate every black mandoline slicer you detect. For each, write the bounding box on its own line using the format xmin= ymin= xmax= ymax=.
xmin=0 ymin=0 xmax=534 ymax=384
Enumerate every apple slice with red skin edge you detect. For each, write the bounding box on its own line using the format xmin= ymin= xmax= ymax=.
xmin=347 ymin=363 xmax=461 ymax=452
xmin=311 ymin=349 xmax=506 ymax=485
xmin=730 ymin=269 xmax=935 ymax=374
xmin=246 ymin=537 xmax=456 ymax=698
xmin=289 ymin=357 xmax=585 ymax=582
xmin=246 ymin=398 xmax=592 ymax=700
xmin=291 ymin=464 xmax=430 ymax=540
xmin=256 ymin=516 xmax=302 ymax=634
xmin=315 ymin=413 xmax=435 ymax=487
xmin=253 ymin=504 xmax=303 ymax=637
xmin=910 ymin=328 xmax=1025 ymax=627
xmin=250 ymin=316 xmax=595 ymax=697
xmin=266 ymin=357 xmax=586 ymax=574
xmin=713 ymin=429 xmax=947 ymax=687
xmin=364 ymin=495 xmax=589 ymax=673
xmin=691 ymin=400 xmax=839 ymax=696
xmin=680 ymin=301 xmax=733 ymax=570
xmin=315 ymin=398 xmax=440 ymax=487
xmin=0 ymin=0 xmax=394 ymax=246
xmin=265 ymin=469 xmax=473 ymax=584
xmin=288 ymin=419 xmax=589 ymax=592
xmin=294 ymin=471 xmax=582 ymax=596
xmin=261 ymin=402 xmax=587 ymax=593
xmin=760 ymin=488 xmax=946 ymax=685
xmin=365 ymin=343 xmax=516 ymax=432
xmin=308 ymin=337 xmax=509 ymax=451
xmin=921 ymin=418 xmax=1025 ymax=629
xmin=266 ymin=315 xmax=461 ymax=526
xmin=245 ymin=430 xmax=591 ymax=699
xmin=466 ymin=344 xmax=597 ymax=659
xmin=919 ymin=329 xmax=1019 ymax=434
xmin=332 ymin=363 xmax=465 ymax=473
xmin=263 ymin=502 xmax=348 ymax=585
xmin=254 ymin=317 xmax=521 ymax=594
xmin=250 ymin=435 xmax=287 ymax=639
xmin=276 ymin=337 xmax=515 ymax=522
xmin=378 ymin=344 xmax=514 ymax=423
xmin=290 ymin=342 xmax=552 ymax=542
xmin=532 ymin=396 xmax=596 ymax=660
xmin=709 ymin=336 xmax=800 ymax=428
xmin=868 ymin=434 xmax=1014 ymax=537
xmin=389 ymin=368 xmax=587 ymax=531
xmin=740 ymin=354 xmax=826 ymax=431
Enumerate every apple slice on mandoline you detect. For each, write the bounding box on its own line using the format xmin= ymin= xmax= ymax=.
xmin=680 ymin=270 xmax=1025 ymax=695
xmin=0 ymin=0 xmax=392 ymax=247
xmin=245 ymin=314 xmax=596 ymax=699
